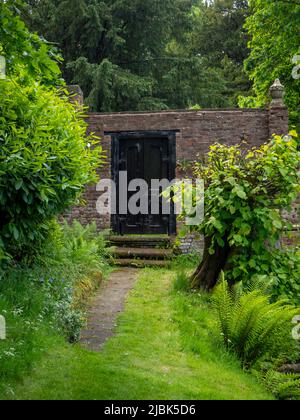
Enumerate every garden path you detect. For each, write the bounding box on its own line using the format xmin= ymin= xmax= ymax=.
xmin=80 ymin=268 xmax=139 ymax=351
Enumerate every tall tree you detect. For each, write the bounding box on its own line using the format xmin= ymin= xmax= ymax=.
xmin=0 ymin=1 xmax=100 ymax=258
xmin=22 ymin=0 xmax=193 ymax=110
xmin=188 ymin=0 xmax=251 ymax=107
xmin=22 ymin=0 xmax=250 ymax=111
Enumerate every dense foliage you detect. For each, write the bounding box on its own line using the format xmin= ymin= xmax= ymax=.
xmin=0 ymin=1 xmax=102 ymax=258
xmin=189 ymin=132 xmax=300 ymax=294
xmin=0 ymin=221 xmax=110 ymax=387
xmin=0 ymin=0 xmax=62 ymax=85
xmin=17 ymin=0 xmax=300 ymax=116
xmin=214 ymin=275 xmax=298 ymax=368
xmin=240 ymin=0 xmax=300 ymax=127
xmin=21 ymin=0 xmax=251 ymax=111
xmin=188 ymin=0 xmax=251 ymax=107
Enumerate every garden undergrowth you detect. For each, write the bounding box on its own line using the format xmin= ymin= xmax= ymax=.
xmin=0 ymin=221 xmax=110 ymax=394
xmin=1 ymin=267 xmax=273 ymax=400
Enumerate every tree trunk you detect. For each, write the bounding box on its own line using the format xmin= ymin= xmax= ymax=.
xmin=190 ymin=236 xmax=231 ymax=291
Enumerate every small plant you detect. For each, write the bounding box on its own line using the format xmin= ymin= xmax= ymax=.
xmin=41 ymin=277 xmax=85 ymax=343
xmin=213 ymin=274 xmax=298 ymax=369
xmin=172 ymin=253 xmax=201 ymax=271
xmin=173 ymin=270 xmax=190 ymax=292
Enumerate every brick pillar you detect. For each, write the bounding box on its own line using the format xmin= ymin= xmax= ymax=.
xmin=268 ymin=79 xmax=289 ymax=137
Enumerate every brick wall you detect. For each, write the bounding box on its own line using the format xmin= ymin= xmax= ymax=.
xmin=65 ymin=106 xmax=291 ymax=240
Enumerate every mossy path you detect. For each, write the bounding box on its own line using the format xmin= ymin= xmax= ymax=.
xmin=80 ymin=268 xmax=139 ymax=351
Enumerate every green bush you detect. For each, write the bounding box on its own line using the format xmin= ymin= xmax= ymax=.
xmin=213 ymin=275 xmax=298 ymax=369
xmin=0 ymin=78 xmax=102 ymax=258
xmin=187 ymin=131 xmax=300 ymax=291
xmin=249 ymin=249 xmax=300 ymax=307
xmin=0 ymin=2 xmax=103 ymax=259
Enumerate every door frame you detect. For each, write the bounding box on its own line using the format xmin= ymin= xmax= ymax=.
xmin=108 ymin=130 xmax=177 ymax=236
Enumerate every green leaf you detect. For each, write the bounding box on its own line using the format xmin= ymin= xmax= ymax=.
xmin=273 ymin=220 xmax=283 ymax=229
xmin=229 ymin=206 xmax=236 ymax=215
xmin=233 ymin=186 xmax=247 ymax=200
xmin=15 ymin=179 xmax=23 ymax=190
xmin=12 ymin=226 xmax=19 ymax=241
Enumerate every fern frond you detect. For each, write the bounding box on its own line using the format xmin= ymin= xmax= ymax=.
xmin=213 ymin=276 xmax=298 ymax=368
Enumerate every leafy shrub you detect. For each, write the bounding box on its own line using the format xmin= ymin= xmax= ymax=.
xmin=38 ymin=276 xmax=85 ymax=343
xmin=0 ymin=221 xmax=110 ymax=385
xmin=187 ymin=131 xmax=300 ymax=290
xmin=0 ymin=2 xmax=103 ymax=258
xmin=0 ymin=79 xmax=102 ymax=258
xmin=249 ymin=249 xmax=300 ymax=307
xmin=213 ymin=274 xmax=298 ymax=368
xmin=0 ymin=0 xmax=62 ymax=85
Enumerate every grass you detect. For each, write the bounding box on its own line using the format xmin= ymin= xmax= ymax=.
xmin=1 ymin=268 xmax=273 ymax=400
xmin=0 ymin=221 xmax=111 ymax=390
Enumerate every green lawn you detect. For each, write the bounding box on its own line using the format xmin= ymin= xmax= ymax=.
xmin=2 ymin=269 xmax=273 ymax=400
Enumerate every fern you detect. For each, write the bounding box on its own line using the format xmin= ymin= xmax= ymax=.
xmin=213 ymin=276 xmax=298 ymax=368
xmin=264 ymin=371 xmax=300 ymax=400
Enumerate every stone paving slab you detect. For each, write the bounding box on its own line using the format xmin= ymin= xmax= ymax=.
xmin=80 ymin=268 xmax=139 ymax=351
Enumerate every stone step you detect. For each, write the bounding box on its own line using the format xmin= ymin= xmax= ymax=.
xmin=113 ymin=258 xmax=171 ymax=268
xmin=109 ymin=235 xmax=174 ymax=249
xmin=113 ymin=247 xmax=174 ymax=260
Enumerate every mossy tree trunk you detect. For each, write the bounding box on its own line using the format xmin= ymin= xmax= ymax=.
xmin=190 ymin=236 xmax=231 ymax=291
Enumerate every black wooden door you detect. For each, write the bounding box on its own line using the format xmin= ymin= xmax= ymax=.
xmin=113 ymin=134 xmax=176 ymax=235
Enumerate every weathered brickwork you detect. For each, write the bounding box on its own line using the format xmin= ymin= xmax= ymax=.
xmin=65 ymin=106 xmax=290 ymax=234
xmin=63 ymin=81 xmax=297 ymax=248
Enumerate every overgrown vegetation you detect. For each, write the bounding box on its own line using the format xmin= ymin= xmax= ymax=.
xmin=240 ymin=0 xmax=300 ymax=128
xmin=0 ymin=222 xmax=110 ymax=391
xmin=0 ymin=0 xmax=102 ymax=260
xmin=0 ymin=3 xmax=108 ymax=393
xmin=0 ymin=0 xmax=299 ymax=402
xmin=263 ymin=370 xmax=300 ymax=401
xmin=0 ymin=269 xmax=273 ymax=400
xmin=20 ymin=0 xmax=252 ymax=111
xmin=15 ymin=0 xmax=300 ymax=124
xmin=186 ymin=132 xmax=300 ymax=293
